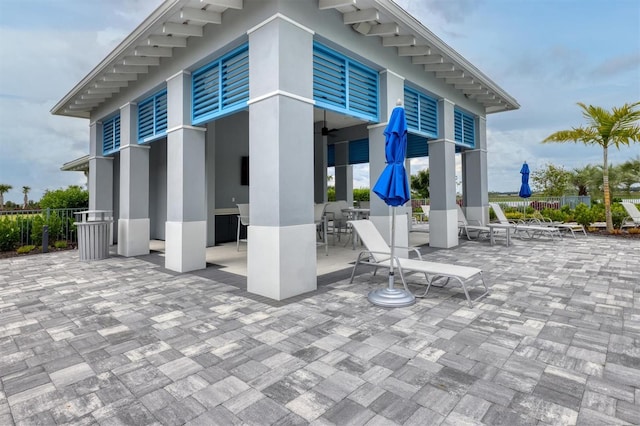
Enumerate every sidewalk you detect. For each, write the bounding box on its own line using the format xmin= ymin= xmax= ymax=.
xmin=0 ymin=235 xmax=638 ymax=425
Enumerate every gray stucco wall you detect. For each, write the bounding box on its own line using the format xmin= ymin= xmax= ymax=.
xmin=214 ymin=112 xmax=249 ymax=208
xmin=149 ymin=139 xmax=167 ymax=240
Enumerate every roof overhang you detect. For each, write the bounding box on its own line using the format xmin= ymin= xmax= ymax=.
xmin=61 ymin=155 xmax=90 ymax=172
xmin=51 ymin=0 xmax=518 ymax=119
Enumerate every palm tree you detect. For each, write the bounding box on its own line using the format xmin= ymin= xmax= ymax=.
xmin=543 ymin=102 xmax=640 ymax=232
xmin=0 ymin=184 xmax=12 ymax=211
xmin=22 ymin=186 xmax=31 ymax=209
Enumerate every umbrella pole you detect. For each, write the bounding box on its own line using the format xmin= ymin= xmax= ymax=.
xmin=367 ymin=207 xmax=415 ymax=308
xmin=388 ymin=206 xmax=396 ymax=290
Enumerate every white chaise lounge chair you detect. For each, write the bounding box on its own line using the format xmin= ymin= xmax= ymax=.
xmin=621 ymin=202 xmax=640 ymax=229
xmin=489 ymin=202 xmax=562 ymax=240
xmin=348 ymin=219 xmax=489 ymax=307
xmin=456 ymin=205 xmax=491 ymax=241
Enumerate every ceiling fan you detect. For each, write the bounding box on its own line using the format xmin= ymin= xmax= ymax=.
xmin=318 ymin=110 xmax=338 ymax=137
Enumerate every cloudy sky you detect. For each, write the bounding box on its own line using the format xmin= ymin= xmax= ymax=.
xmin=1 ymin=0 xmax=639 ymax=203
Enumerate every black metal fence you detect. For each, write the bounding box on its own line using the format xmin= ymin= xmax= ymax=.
xmin=0 ymin=208 xmax=84 ymax=250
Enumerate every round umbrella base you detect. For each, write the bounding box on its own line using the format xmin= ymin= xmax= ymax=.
xmin=368 ymin=288 xmax=415 ymax=308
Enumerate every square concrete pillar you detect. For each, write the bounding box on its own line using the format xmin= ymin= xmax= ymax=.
xmin=165 ymin=71 xmax=207 ymax=272
xmin=118 ymin=102 xmax=150 ymax=257
xmin=247 ymin=16 xmax=316 ymax=300
xmin=334 ymin=142 xmax=353 ymax=205
xmin=313 ymin=133 xmax=327 ymax=203
xmin=429 ymin=99 xmax=459 ymax=248
xmin=462 ymin=116 xmax=489 ymax=224
xmin=89 ymin=121 xmax=114 ymax=243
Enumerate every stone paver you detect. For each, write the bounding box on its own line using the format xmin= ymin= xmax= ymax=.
xmin=0 ymin=235 xmax=639 ymax=425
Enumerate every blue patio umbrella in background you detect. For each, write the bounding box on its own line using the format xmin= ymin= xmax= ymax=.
xmin=519 ymin=162 xmax=532 ymax=217
xmin=370 ymin=101 xmax=415 ymax=308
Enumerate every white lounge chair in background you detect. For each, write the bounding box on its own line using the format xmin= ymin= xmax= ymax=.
xmin=348 ymin=219 xmax=489 ymax=307
xmin=456 ymin=205 xmax=491 ymax=241
xmin=526 ymin=212 xmax=587 ymax=237
xmin=621 ymin=202 xmax=640 ymax=229
xmin=489 ymin=202 xmax=562 ymax=240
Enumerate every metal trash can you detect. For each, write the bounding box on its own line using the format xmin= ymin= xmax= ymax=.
xmin=74 ymin=210 xmax=112 ymax=261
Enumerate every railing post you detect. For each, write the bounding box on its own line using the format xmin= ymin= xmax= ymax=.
xmin=42 ymin=225 xmax=49 ymax=253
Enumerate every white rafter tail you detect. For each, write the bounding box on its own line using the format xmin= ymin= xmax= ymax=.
xmin=122 ymin=56 xmax=160 ymax=66
xmin=81 ymin=93 xmax=108 ymax=100
xmin=93 ymin=81 xmax=128 ymax=88
xmin=180 ymin=7 xmax=222 ymax=24
xmin=382 ymin=35 xmax=415 ymax=47
xmin=200 ymin=0 xmax=243 ymax=9
xmin=464 ymin=88 xmax=489 ymax=95
xmin=163 ymin=22 xmax=204 ymax=37
xmin=102 ymin=73 xmax=139 ymax=82
xmin=319 ymin=0 xmax=355 ymax=10
xmin=67 ymin=104 xmax=95 ymax=110
xmin=87 ymin=88 xmax=119 ymax=95
xmin=343 ymin=9 xmax=379 ymax=24
xmin=423 ymin=63 xmax=455 ymax=72
xmin=75 ymin=99 xmax=103 ymax=105
xmin=398 ymin=45 xmax=430 ymax=56
xmin=367 ymin=23 xmax=398 ymax=36
xmin=113 ymin=65 xmax=149 ymax=74
xmin=147 ymin=35 xmax=188 ymax=48
xmin=476 ymin=94 xmax=497 ymax=101
xmin=446 ymin=75 xmax=472 ymax=84
xmin=436 ymin=70 xmax=465 ymax=78
xmin=135 ymin=46 xmax=173 ymax=57
xmin=411 ymin=55 xmax=443 ymax=65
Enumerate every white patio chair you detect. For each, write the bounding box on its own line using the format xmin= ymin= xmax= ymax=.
xmin=621 ymin=202 xmax=640 ymax=229
xmin=348 ymin=219 xmax=489 ymax=308
xmin=489 ymin=202 xmax=562 ymax=240
xmin=314 ymin=203 xmax=328 ymax=255
xmin=236 ymin=203 xmax=250 ymax=251
xmin=456 ymin=205 xmax=491 ymax=240
xmin=324 ymin=200 xmax=351 ymax=243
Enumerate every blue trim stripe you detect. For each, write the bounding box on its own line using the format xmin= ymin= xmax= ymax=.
xmin=102 ymin=114 xmax=120 ymax=155
xmin=193 ymin=44 xmax=249 ymax=125
xmin=138 ymin=89 xmax=167 ymax=144
xmin=406 ymin=133 xmax=429 ymax=158
xmin=454 ymin=108 xmax=475 ymax=148
xmin=313 ymin=42 xmax=378 ymax=122
xmin=404 ymin=86 xmax=437 ymax=138
xmin=328 ymin=144 xmax=335 ymax=167
xmin=348 ymin=138 xmax=369 ymax=164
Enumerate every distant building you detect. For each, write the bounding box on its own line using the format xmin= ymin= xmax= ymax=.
xmin=52 ymin=0 xmax=518 ymax=300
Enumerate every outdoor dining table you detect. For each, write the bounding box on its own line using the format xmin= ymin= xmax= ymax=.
xmin=342 ymin=208 xmax=370 ymax=249
xmin=487 ymin=223 xmax=514 ymax=246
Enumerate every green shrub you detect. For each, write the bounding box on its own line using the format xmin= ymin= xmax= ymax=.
xmin=16 ymin=245 xmax=36 ymax=254
xmin=30 ymin=212 xmax=64 ymax=246
xmin=611 ymin=203 xmax=627 ymax=229
xmin=54 ymin=241 xmax=68 ymax=249
xmin=574 ymin=203 xmax=594 ymax=227
xmin=353 ymin=188 xmax=370 ymax=202
xmin=0 ymin=216 xmax=20 ymax=251
xmin=40 ymin=186 xmax=88 ymax=209
xmin=541 ymin=208 xmax=567 ymax=222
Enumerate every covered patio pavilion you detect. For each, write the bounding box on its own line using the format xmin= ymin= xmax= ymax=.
xmin=52 ymin=0 xmax=518 ymax=301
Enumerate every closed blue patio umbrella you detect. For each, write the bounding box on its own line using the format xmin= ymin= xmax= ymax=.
xmin=519 ymin=162 xmax=532 ymax=217
xmin=369 ymin=102 xmax=415 ymax=308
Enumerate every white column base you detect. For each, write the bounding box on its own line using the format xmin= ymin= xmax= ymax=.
xmin=248 ymin=224 xmax=317 ymax=301
xmin=165 ymin=221 xmax=206 ymax=273
xmin=429 ymin=209 xmax=459 ymax=248
xmin=465 ymin=205 xmax=489 ymax=226
xmin=117 ymin=218 xmax=150 ymax=257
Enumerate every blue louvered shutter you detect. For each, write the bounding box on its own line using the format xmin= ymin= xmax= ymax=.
xmin=454 ymin=108 xmax=475 ymax=148
xmin=404 ymin=86 xmax=437 ymax=138
xmin=406 ymin=133 xmax=428 ymax=158
xmin=327 ymin=144 xmax=335 ymax=167
xmin=102 ymin=114 xmax=120 ymax=155
xmin=348 ymin=139 xmax=369 ymax=164
xmin=313 ymin=43 xmax=378 ymax=122
xmin=193 ymin=44 xmax=249 ymax=125
xmin=137 ymin=90 xmax=167 ymax=144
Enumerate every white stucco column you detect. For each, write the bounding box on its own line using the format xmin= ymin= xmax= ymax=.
xmin=88 ymin=121 xmax=114 ymax=243
xmin=334 ymin=142 xmax=353 ymax=205
xmin=429 ymin=99 xmax=458 ymax=248
xmin=165 ymin=71 xmax=207 ymax=272
xmin=368 ymin=69 xmax=409 ymax=249
xmin=118 ymin=102 xmax=150 ymax=256
xmin=462 ymin=116 xmax=489 ymax=224
xmin=314 ymin=133 xmax=327 ymax=203
xmin=247 ymin=16 xmax=316 ymax=300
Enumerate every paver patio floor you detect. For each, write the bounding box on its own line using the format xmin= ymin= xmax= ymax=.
xmin=1 ymin=235 xmax=639 ymax=425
